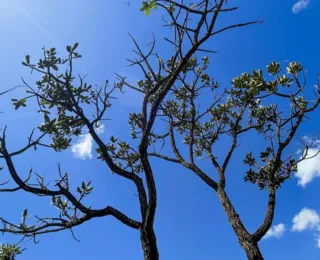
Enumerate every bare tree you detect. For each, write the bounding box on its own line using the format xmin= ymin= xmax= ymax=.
xmin=0 ymin=1 xmax=262 ymax=259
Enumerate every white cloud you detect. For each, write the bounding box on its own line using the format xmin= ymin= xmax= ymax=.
xmin=292 ymin=208 xmax=320 ymax=232
xmin=71 ymin=134 xmax=93 ymax=160
xmin=71 ymin=123 xmax=105 ymax=160
xmin=94 ymin=122 xmax=105 ymax=135
xmin=292 ymin=0 xmax=310 ymax=13
xmin=263 ymin=224 xmax=286 ymax=239
xmin=292 ymin=208 xmax=320 ymax=248
xmin=296 ymin=146 xmax=320 ymax=187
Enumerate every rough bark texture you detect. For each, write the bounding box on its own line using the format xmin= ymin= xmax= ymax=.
xmin=217 ymin=188 xmax=264 ymax=260
xmin=241 ymin=241 xmax=264 ymax=260
xmin=140 ymin=228 xmax=159 ymax=260
xmin=252 ymin=187 xmax=276 ymax=242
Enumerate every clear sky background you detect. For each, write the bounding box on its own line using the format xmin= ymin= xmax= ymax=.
xmin=0 ymin=0 xmax=320 ymax=259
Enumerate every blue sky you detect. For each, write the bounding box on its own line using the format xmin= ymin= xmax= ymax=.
xmin=0 ymin=0 xmax=320 ymax=259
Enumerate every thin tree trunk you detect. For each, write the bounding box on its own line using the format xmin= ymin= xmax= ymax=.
xmin=140 ymin=227 xmax=159 ymax=260
xmin=217 ymin=188 xmax=264 ymax=260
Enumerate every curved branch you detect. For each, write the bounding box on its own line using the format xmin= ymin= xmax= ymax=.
xmin=0 ymin=132 xmax=141 ymax=230
xmin=252 ymin=187 xmax=276 ymax=242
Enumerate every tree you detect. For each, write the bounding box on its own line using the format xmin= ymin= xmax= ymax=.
xmin=146 ymin=59 xmax=320 ymax=259
xmin=0 ymin=1 xmax=316 ymax=260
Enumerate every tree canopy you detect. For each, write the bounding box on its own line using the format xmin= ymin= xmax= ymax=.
xmin=0 ymin=1 xmax=319 ymax=260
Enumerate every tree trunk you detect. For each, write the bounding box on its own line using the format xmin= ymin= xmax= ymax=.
xmin=217 ymin=188 xmax=264 ymax=260
xmin=240 ymin=240 xmax=264 ymax=260
xmin=140 ymin=227 xmax=159 ymax=260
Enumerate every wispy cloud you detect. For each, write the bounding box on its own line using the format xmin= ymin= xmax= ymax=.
xmin=71 ymin=123 xmax=105 ymax=160
xmin=292 ymin=0 xmax=310 ymax=13
xmin=14 ymin=4 xmax=55 ymax=41
xmin=263 ymin=224 xmax=286 ymax=239
xmin=295 ymin=141 xmax=320 ymax=187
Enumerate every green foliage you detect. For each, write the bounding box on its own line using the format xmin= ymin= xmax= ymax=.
xmin=266 ymin=61 xmax=280 ymax=75
xmin=0 ymin=244 xmax=22 ymax=260
xmin=1 ymin=2 xmax=306 ymax=259
xmin=139 ymin=57 xmax=313 ymax=190
xmin=14 ymin=43 xmax=108 ymax=152
xmin=140 ymin=1 xmax=157 ymax=15
xmin=287 ymin=62 xmax=303 ymax=75
xmin=96 ymin=137 xmax=143 ymax=174
xmin=140 ymin=0 xmax=176 ymax=15
xmin=243 ymin=152 xmax=256 ymax=167
xmin=76 ymin=181 xmax=94 ymax=196
xmin=11 ymin=99 xmax=26 ymax=110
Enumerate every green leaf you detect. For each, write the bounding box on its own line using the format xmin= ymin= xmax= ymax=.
xmin=110 ymin=136 xmax=118 ymax=143
xmin=140 ymin=1 xmax=152 ymax=15
xmin=12 ymin=99 xmax=27 ymax=110
xmin=72 ymin=42 xmax=79 ymax=51
xmin=44 ymin=113 xmax=50 ymax=123
xmin=22 ymin=209 xmax=28 ymax=218
xmin=150 ymin=1 xmax=157 ymax=10
xmin=140 ymin=1 xmax=148 ymax=11
xmin=51 ymin=64 xmax=58 ymax=71
xmin=20 ymin=99 xmax=27 ymax=107
xmin=266 ymin=61 xmax=280 ymax=75
xmin=144 ymin=8 xmax=151 ymax=15
xmin=25 ymin=55 xmax=30 ymax=64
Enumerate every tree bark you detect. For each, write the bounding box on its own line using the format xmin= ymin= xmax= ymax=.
xmin=217 ymin=188 xmax=264 ymax=260
xmin=240 ymin=240 xmax=264 ymax=260
xmin=140 ymin=227 xmax=159 ymax=260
